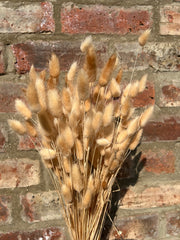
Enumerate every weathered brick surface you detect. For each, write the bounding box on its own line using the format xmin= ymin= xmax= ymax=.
xmin=160 ymin=4 xmax=180 ymax=35
xmin=109 ymin=214 xmax=158 ymax=240
xmin=21 ymin=191 xmax=61 ymax=223
xmin=132 ymin=82 xmax=155 ymax=107
xmin=0 ymin=2 xmax=55 ymax=33
xmin=0 ymin=196 xmax=12 ymax=225
xmin=61 ymin=4 xmax=152 ymax=34
xmin=12 ymin=41 xmax=107 ymax=73
xmin=166 ymin=211 xmax=180 ymax=236
xmin=143 ymin=117 xmax=180 ymax=141
xmin=0 ymin=227 xmax=63 ymax=240
xmin=120 ymin=183 xmax=180 ymax=209
xmin=0 ymin=83 xmax=26 ymax=113
xmin=0 ymin=127 xmax=7 ymax=152
xmin=141 ymin=149 xmax=175 ymax=174
xmin=0 ymin=159 xmax=40 ymax=188
xmin=18 ymin=136 xmax=40 ymax=151
xmin=160 ymin=84 xmax=180 ymax=107
xmin=0 ymin=44 xmax=5 ymax=74
xmin=115 ymin=42 xmax=180 ymax=72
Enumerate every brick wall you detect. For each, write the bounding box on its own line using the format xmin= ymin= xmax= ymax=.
xmin=0 ymin=0 xmax=179 ymax=239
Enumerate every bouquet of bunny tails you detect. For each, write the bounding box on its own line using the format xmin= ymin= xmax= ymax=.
xmin=8 ymin=29 xmax=153 ymax=240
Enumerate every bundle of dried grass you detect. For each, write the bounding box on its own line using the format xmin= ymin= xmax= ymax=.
xmin=9 ymin=30 xmax=153 ymax=240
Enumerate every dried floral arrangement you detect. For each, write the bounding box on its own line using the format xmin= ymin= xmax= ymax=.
xmin=8 ymin=30 xmax=153 ymax=240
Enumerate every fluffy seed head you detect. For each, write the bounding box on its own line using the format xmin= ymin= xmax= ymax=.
xmin=96 ymin=138 xmax=110 ymax=147
xmin=62 ymin=126 xmax=74 ymax=149
xmin=117 ymin=130 xmax=128 ymax=144
xmin=8 ymin=119 xmax=26 ymax=135
xmin=49 ymin=53 xmax=60 ymax=78
xmin=140 ymin=105 xmax=154 ymax=127
xmin=63 ymin=157 xmax=71 ymax=173
xmin=139 ymin=74 xmax=148 ymax=92
xmin=25 ymin=120 xmax=37 ymax=137
xmin=35 ymin=77 xmax=47 ymax=110
xmin=72 ymin=164 xmax=84 ymax=192
xmin=29 ymin=65 xmax=37 ymax=83
xmin=110 ymin=78 xmax=121 ymax=98
xmin=77 ymin=69 xmax=89 ymax=101
xmin=75 ymin=138 xmax=83 ymax=160
xmin=67 ymin=61 xmax=77 ymax=81
xmin=92 ymin=111 xmax=103 ymax=133
xmin=82 ymin=189 xmax=93 ymax=208
xmin=103 ymin=102 xmax=114 ymax=127
xmin=129 ymin=129 xmax=143 ymax=150
xmin=127 ymin=117 xmax=139 ymax=136
xmin=116 ymin=68 xmax=123 ymax=84
xmin=62 ymin=88 xmax=71 ymax=113
xmin=129 ymin=81 xmax=139 ymax=98
xmin=15 ymin=99 xmax=32 ymax=120
xmin=138 ymin=29 xmax=151 ymax=47
xmin=80 ymin=36 xmax=92 ymax=52
xmin=39 ymin=148 xmax=56 ymax=160
xmin=47 ymin=89 xmax=62 ymax=117
xmin=61 ymin=184 xmax=72 ymax=204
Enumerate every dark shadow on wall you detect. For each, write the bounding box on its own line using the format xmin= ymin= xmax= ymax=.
xmin=101 ymin=150 xmax=146 ymax=240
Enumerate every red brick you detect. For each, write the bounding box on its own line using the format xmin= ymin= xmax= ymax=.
xmin=141 ymin=149 xmax=175 ymax=174
xmin=0 ymin=44 xmax=5 ymax=74
xmin=0 ymin=2 xmax=54 ymax=33
xmin=0 ymin=196 xmax=12 ymax=225
xmin=21 ymin=191 xmax=61 ymax=223
xmin=18 ymin=136 xmax=40 ymax=151
xmin=160 ymin=5 xmax=180 ymax=35
xmin=12 ymin=41 xmax=107 ymax=73
xmin=109 ymin=214 xmax=158 ymax=240
xmin=120 ymin=183 xmax=180 ymax=209
xmin=166 ymin=211 xmax=180 ymax=236
xmin=0 ymin=128 xmax=6 ymax=152
xmin=160 ymin=84 xmax=180 ymax=107
xmin=61 ymin=4 xmax=152 ymax=34
xmin=132 ymin=82 xmax=155 ymax=107
xmin=0 ymin=159 xmax=40 ymax=188
xmin=0 ymin=82 xmax=26 ymax=113
xmin=0 ymin=227 xmax=63 ymax=240
xmin=143 ymin=117 xmax=180 ymax=141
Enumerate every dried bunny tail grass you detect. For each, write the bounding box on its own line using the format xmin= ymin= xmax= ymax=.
xmin=138 ymin=29 xmax=151 ymax=47
xmin=62 ymin=88 xmax=72 ymax=113
xmin=139 ymin=74 xmax=148 ymax=92
xmin=56 ymin=134 xmax=70 ymax=155
xmin=87 ymin=174 xmax=95 ymax=191
xmin=8 ymin=119 xmax=26 ymax=135
xmin=77 ymin=69 xmax=89 ymax=101
xmin=96 ymin=138 xmax=110 ymax=147
xmin=72 ymin=164 xmax=84 ymax=193
xmin=29 ymin=65 xmax=37 ymax=82
xmin=35 ymin=77 xmax=47 ymax=110
xmin=129 ymin=81 xmax=139 ymax=98
xmin=75 ymin=138 xmax=83 ymax=160
xmin=83 ymin=116 xmax=92 ymax=138
xmin=92 ymin=111 xmax=103 ymax=133
xmin=82 ymin=189 xmax=93 ymax=208
xmin=40 ymin=69 xmax=46 ymax=81
xmin=15 ymin=99 xmax=32 ymax=120
xmin=116 ymin=68 xmax=123 ymax=84
xmin=84 ymin=45 xmax=97 ymax=82
xmin=99 ymin=53 xmax=117 ymax=86
xmin=110 ymin=78 xmax=121 ymax=98
xmin=63 ymin=157 xmax=71 ymax=173
xmin=140 ymin=105 xmax=154 ymax=127
xmin=61 ymin=184 xmax=72 ymax=204
xmin=121 ymin=97 xmax=131 ymax=118
xmin=67 ymin=61 xmax=77 ymax=81
xmin=26 ymin=79 xmax=40 ymax=112
xmin=127 ymin=117 xmax=139 ymax=136
xmin=49 ymin=53 xmax=60 ymax=78
xmin=129 ymin=129 xmax=143 ymax=150
xmin=80 ymin=36 xmax=92 ymax=52
xmin=62 ymin=126 xmax=74 ymax=149
xmin=38 ymin=110 xmax=55 ymax=136
xmin=25 ymin=120 xmax=37 ymax=137
xmin=117 ymin=129 xmax=128 ymax=144
xmin=47 ymin=89 xmax=62 ymax=117
xmin=39 ymin=148 xmax=56 ymax=160
xmin=103 ymin=102 xmax=114 ymax=127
